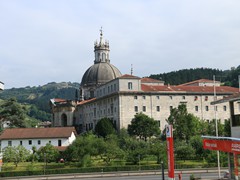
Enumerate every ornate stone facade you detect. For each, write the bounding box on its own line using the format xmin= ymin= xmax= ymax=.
xmin=50 ymin=32 xmax=240 ymax=133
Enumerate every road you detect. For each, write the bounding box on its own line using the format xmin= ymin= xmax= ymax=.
xmin=62 ymin=172 xmax=224 ymax=180
xmin=3 ymin=170 xmax=227 ymax=180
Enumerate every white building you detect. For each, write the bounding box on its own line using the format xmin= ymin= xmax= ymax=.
xmin=50 ymin=31 xmax=240 ymax=133
xmin=0 ymin=81 xmax=4 ymax=91
xmin=0 ymin=127 xmax=77 ymax=152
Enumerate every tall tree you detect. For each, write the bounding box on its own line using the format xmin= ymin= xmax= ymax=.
xmin=149 ymin=138 xmax=167 ymax=164
xmin=128 ymin=113 xmax=160 ymax=141
xmin=0 ymin=98 xmax=27 ymax=128
xmin=100 ymin=134 xmax=125 ymax=165
xmin=167 ymin=104 xmax=200 ymax=142
xmin=95 ymin=117 xmax=116 ymax=138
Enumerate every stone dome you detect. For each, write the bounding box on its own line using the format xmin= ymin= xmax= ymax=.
xmin=81 ymin=62 xmax=122 ymax=87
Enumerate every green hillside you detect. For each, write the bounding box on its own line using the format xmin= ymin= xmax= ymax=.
xmin=0 ymin=82 xmax=80 ymax=121
xmin=149 ymin=66 xmax=240 ymax=87
xmin=0 ymin=66 xmax=239 ymax=122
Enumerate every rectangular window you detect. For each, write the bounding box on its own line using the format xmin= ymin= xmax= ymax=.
xmin=205 ymin=106 xmax=209 ymax=111
xmin=134 ymin=95 xmax=138 ymax=99
xmin=156 ymin=106 xmax=160 ymax=112
xmin=170 ymin=106 xmax=173 ymax=111
xmin=20 ymin=141 xmax=22 ymax=145
xmin=110 ymin=104 xmax=114 ymax=114
xmin=156 ymin=96 xmax=160 ymax=99
xmin=38 ymin=140 xmax=41 ymax=145
xmin=215 ymin=106 xmax=218 ymax=111
xmin=169 ymin=96 xmax=173 ymax=100
xmin=223 ymin=105 xmax=227 ymax=111
xmin=205 ymin=96 xmax=208 ymax=101
xmin=49 ymin=141 xmax=51 ymax=144
xmin=58 ymin=140 xmax=62 ymax=146
xmin=128 ymin=82 xmax=133 ymax=90
xmin=94 ymin=108 xmax=96 ymax=117
xmin=134 ymin=106 xmax=138 ymax=112
xmin=195 ymin=106 xmax=198 ymax=112
xmin=182 ymin=96 xmax=185 ymax=100
xmin=29 ymin=140 xmax=32 ymax=145
xmin=8 ymin=141 xmax=12 ymax=146
xmin=143 ymin=106 xmax=146 ymax=112
xmin=143 ymin=96 xmax=146 ymax=99
xmin=194 ymin=96 xmax=198 ymax=101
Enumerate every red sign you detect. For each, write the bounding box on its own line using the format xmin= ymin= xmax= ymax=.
xmin=203 ymin=139 xmax=240 ymax=154
xmin=166 ymin=125 xmax=175 ymax=179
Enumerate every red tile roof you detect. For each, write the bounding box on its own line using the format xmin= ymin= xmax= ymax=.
xmin=141 ymin=84 xmax=239 ymax=93
xmin=118 ymin=74 xmax=140 ymax=79
xmin=212 ymin=92 xmax=240 ymax=105
xmin=178 ymin=79 xmax=220 ymax=86
xmin=78 ymin=98 xmax=96 ymax=105
xmin=0 ymin=127 xmax=77 ymax=140
xmin=53 ymin=98 xmax=67 ymax=103
xmin=55 ymin=146 xmax=68 ymax=151
xmin=141 ymin=77 xmax=164 ymax=83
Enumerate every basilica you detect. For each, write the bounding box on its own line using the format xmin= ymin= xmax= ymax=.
xmin=50 ymin=31 xmax=239 ymax=133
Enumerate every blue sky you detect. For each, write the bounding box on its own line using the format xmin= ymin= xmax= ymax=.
xmin=1 ymin=0 xmax=240 ymax=89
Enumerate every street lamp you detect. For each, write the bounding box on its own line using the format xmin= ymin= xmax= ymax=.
xmin=138 ymin=154 xmax=141 ymax=171
xmin=213 ymin=75 xmax=221 ymax=179
xmin=161 ymin=160 xmax=165 ymax=180
xmin=44 ymin=153 xmax=46 ymax=175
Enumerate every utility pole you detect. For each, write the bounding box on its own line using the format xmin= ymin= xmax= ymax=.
xmin=213 ymin=75 xmax=221 ymax=179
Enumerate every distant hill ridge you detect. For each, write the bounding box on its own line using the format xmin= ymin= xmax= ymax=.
xmin=0 ymin=66 xmax=239 ymax=121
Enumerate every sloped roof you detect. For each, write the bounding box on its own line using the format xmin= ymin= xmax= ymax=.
xmin=141 ymin=84 xmax=239 ymax=93
xmin=141 ymin=77 xmax=164 ymax=83
xmin=178 ymin=79 xmax=220 ymax=86
xmin=118 ymin=74 xmax=140 ymax=79
xmin=0 ymin=127 xmax=77 ymax=140
xmin=78 ymin=98 xmax=96 ymax=105
xmin=211 ymin=92 xmax=240 ymax=105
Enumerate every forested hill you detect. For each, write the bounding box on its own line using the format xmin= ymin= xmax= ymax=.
xmin=0 ymin=82 xmax=80 ymax=114
xmin=149 ymin=66 xmax=240 ymax=87
xmin=0 ymin=66 xmax=239 ymax=121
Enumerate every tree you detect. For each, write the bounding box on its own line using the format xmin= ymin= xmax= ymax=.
xmin=128 ymin=113 xmax=160 ymax=141
xmin=100 ymin=134 xmax=125 ymax=165
xmin=149 ymin=138 xmax=167 ymax=164
xmin=0 ymin=98 xmax=27 ymax=128
xmin=175 ymin=141 xmax=195 ymax=161
xmin=167 ymin=104 xmax=200 ymax=142
xmin=95 ymin=117 xmax=116 ymax=138
xmin=3 ymin=145 xmax=30 ymax=167
xmin=64 ymin=132 xmax=103 ymax=166
xmin=37 ymin=143 xmax=60 ymax=162
xmin=189 ymin=136 xmax=205 ymax=160
xmin=125 ymin=138 xmax=149 ymax=164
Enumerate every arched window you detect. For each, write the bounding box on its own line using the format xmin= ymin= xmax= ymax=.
xmin=128 ymin=82 xmax=133 ymax=90
xmin=61 ymin=113 xmax=67 ymax=127
xmin=102 ymin=53 xmax=106 ymax=62
xmin=98 ymin=53 xmax=100 ymax=61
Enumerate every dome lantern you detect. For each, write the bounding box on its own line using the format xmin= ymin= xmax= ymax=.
xmin=94 ymin=27 xmax=110 ymax=64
